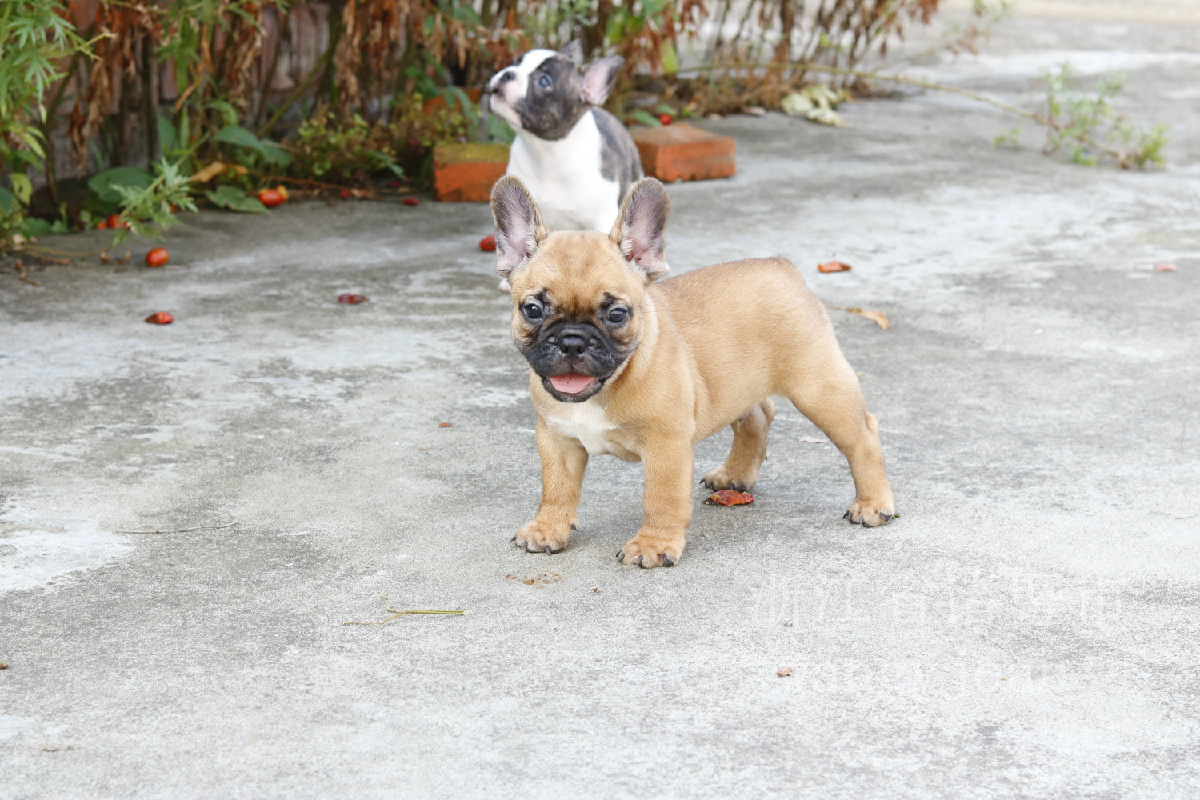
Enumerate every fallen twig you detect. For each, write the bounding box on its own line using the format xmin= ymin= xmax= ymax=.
xmin=343 ymin=597 xmax=465 ymax=626
xmin=115 ymin=521 xmax=238 ymax=535
xmin=13 ymin=260 xmax=40 ymax=287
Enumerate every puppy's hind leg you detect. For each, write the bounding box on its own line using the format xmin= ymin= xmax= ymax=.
xmin=785 ymin=365 xmax=895 ymax=526
xmin=702 ymin=398 xmax=775 ymax=492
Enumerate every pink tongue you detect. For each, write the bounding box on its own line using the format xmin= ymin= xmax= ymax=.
xmin=548 ymin=373 xmax=597 ymax=394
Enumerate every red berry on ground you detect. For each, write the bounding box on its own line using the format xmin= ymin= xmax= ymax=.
xmin=402 ymin=197 xmax=419 ymax=207
xmin=106 ymin=214 xmax=122 ymax=230
xmin=658 ymin=113 xmax=674 ymax=126
xmin=337 ymin=293 xmax=369 ymax=304
xmin=479 ymin=234 xmax=496 ymax=252
xmin=257 ymin=189 xmax=284 ymax=208
xmin=145 ymin=312 xmax=174 ymax=325
xmin=145 ymin=247 xmax=169 ymax=268
xmin=340 ymin=189 xmax=352 ymax=200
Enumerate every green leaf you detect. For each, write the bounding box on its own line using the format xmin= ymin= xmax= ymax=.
xmin=214 ymin=125 xmax=263 ymax=149
xmin=158 ymin=114 xmax=178 ymax=154
xmin=10 ymin=174 xmax=33 ymax=205
xmin=88 ymin=166 xmax=154 ymax=204
xmin=626 ymin=108 xmax=662 ymax=127
xmin=206 ymin=185 xmax=267 ymax=213
xmin=0 ymin=186 xmax=15 ymax=213
xmin=22 ymin=216 xmax=53 ymax=238
xmin=214 ymin=125 xmax=292 ymax=166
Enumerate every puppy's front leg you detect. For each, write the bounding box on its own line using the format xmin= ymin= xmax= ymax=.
xmin=618 ymin=436 xmax=694 ymax=569
xmin=514 ymin=418 xmax=588 ymax=554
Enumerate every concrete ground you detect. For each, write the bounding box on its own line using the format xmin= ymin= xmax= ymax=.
xmin=2 ymin=3 xmax=1199 ymax=798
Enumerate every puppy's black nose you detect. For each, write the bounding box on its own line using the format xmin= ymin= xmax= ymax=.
xmin=559 ymin=334 xmax=587 ymax=357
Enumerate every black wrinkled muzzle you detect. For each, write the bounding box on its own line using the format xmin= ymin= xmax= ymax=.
xmin=525 ymin=321 xmax=623 ymax=402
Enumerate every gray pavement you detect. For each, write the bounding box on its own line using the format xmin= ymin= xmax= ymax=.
xmin=2 ymin=5 xmax=1199 ymax=798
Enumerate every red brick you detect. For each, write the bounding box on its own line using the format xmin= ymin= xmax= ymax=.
xmin=630 ymin=123 xmax=736 ymax=183
xmin=432 ymin=143 xmax=510 ymax=202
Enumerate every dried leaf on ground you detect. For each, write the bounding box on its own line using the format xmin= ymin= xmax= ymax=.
xmin=337 ymin=293 xmax=369 ymax=304
xmin=777 ymin=666 xmax=795 ymax=677
xmin=439 ymin=422 xmax=452 ymax=428
xmin=818 ymin=261 xmax=853 ymax=273
xmin=827 ymin=305 xmax=890 ymax=330
xmin=506 ymin=573 xmax=562 ymax=586
xmin=798 ymin=436 xmax=828 ymax=444
xmin=1153 ymin=262 xmax=1178 ymax=272
xmin=706 ymin=490 xmax=755 ymax=506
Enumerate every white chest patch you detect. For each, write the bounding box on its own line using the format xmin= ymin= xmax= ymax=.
xmin=543 ymin=400 xmax=618 ymax=455
xmin=507 ymin=112 xmax=621 ymax=232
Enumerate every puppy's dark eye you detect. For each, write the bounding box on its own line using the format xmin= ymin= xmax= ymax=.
xmin=521 ymin=301 xmax=544 ymax=321
xmin=606 ymin=307 xmax=628 ymax=325
xmin=536 ymin=74 xmax=552 ymax=90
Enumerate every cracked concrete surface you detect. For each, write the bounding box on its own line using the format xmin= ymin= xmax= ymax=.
xmin=2 ymin=3 xmax=1198 ymax=798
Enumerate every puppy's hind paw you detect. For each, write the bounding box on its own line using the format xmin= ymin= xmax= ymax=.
xmin=512 ymin=519 xmax=573 ymax=554
xmin=844 ymin=499 xmax=895 ymax=528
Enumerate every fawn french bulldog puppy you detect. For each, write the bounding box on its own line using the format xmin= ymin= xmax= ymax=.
xmin=490 ymin=175 xmax=896 ymax=568
xmin=486 ymin=41 xmax=643 ymax=234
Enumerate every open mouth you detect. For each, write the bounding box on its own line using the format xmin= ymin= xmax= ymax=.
xmin=547 ymin=373 xmax=601 ymax=395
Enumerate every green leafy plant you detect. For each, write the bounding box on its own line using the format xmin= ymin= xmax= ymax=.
xmin=1037 ymin=64 xmax=1169 ymax=169
xmin=0 ymin=0 xmax=87 ymax=249
xmin=289 ymin=111 xmax=403 ymax=186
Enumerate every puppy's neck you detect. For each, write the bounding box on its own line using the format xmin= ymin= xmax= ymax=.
xmin=515 ymin=111 xmax=594 ymax=156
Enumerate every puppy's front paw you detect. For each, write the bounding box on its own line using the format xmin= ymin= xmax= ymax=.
xmin=617 ymin=528 xmax=685 ymax=569
xmin=701 ymin=467 xmax=752 ymax=493
xmin=513 ymin=518 xmax=573 ymax=554
xmin=844 ymin=498 xmax=895 ymax=527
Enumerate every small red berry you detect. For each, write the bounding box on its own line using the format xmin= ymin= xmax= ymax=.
xmin=145 ymin=247 xmax=169 ymax=268
xmin=337 ymin=293 xmax=369 ymax=304
xmin=257 ymin=189 xmax=284 ymax=208
xmin=479 ymin=234 xmax=496 ymax=252
xmin=145 ymin=312 xmax=174 ymax=325
xmin=402 ymin=197 xmax=419 ymax=207
xmin=658 ymin=113 xmax=674 ymax=126
xmin=340 ymin=189 xmax=352 ymax=200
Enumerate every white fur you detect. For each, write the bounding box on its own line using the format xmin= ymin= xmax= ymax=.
xmin=487 ymin=51 xmax=622 ymax=233
xmin=542 ymin=398 xmax=618 ymax=455
xmin=507 ymin=113 xmax=621 ymax=232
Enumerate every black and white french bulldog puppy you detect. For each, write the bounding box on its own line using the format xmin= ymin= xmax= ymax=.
xmin=486 ymin=41 xmax=643 ymax=235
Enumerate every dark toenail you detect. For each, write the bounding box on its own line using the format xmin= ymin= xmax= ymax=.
xmin=636 ymin=555 xmax=645 ymax=568
xmin=661 ymin=554 xmax=675 ymax=567
xmin=545 ymin=546 xmax=552 ymax=555
xmin=617 ymin=551 xmax=624 ymax=561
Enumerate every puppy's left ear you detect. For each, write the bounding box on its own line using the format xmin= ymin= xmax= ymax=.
xmin=560 ymin=39 xmax=584 ymax=65
xmin=580 ymin=57 xmax=623 ymax=106
xmin=491 ymin=176 xmax=547 ymax=279
xmin=611 ymin=178 xmax=670 ymax=283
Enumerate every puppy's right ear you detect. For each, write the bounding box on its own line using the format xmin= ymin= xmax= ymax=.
xmin=490 ymin=176 xmax=547 ymax=279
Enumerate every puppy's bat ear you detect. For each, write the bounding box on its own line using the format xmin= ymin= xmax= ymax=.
xmin=580 ymin=57 xmax=623 ymax=106
xmin=490 ymin=176 xmax=547 ymax=279
xmin=611 ymin=178 xmax=670 ymax=283
xmin=560 ymin=39 xmax=584 ymax=65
